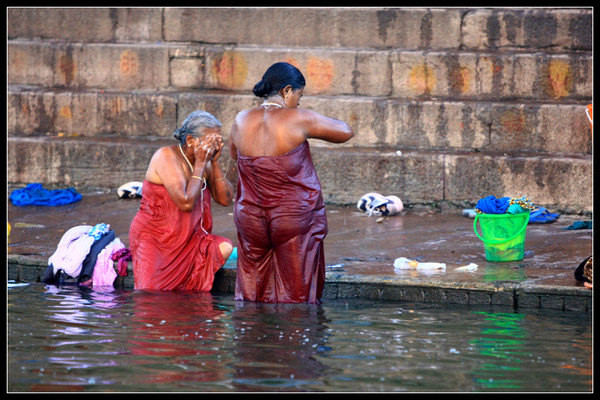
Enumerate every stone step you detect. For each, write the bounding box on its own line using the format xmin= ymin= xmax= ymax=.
xmin=7 ymin=136 xmax=592 ymax=213
xmin=8 ymin=39 xmax=592 ymax=100
xmin=8 ymin=87 xmax=592 ymax=155
xmin=8 ymin=8 xmax=591 ymax=52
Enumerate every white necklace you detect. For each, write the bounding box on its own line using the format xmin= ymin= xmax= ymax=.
xmin=178 ymin=144 xmax=194 ymax=172
xmin=262 ymin=102 xmax=283 ymax=108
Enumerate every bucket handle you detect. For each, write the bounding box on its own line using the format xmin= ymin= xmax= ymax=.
xmin=473 ymin=214 xmax=529 ymax=245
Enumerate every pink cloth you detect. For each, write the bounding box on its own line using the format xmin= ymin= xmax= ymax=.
xmin=92 ymin=238 xmax=125 ymax=287
xmin=111 ymin=248 xmax=132 ymax=276
xmin=48 ymin=225 xmax=93 ymax=277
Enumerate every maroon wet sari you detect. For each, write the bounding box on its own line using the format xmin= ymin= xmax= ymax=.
xmin=234 ymin=141 xmax=328 ymax=303
xmin=129 ymin=180 xmax=231 ymax=291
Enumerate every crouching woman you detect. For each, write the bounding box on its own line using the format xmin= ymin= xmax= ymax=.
xmin=129 ymin=111 xmax=234 ymax=291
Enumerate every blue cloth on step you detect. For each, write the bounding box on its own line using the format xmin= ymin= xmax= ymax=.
xmin=563 ymin=220 xmax=592 ymax=230
xmin=10 ymin=183 xmax=82 ymax=206
xmin=528 ymin=207 xmax=560 ymax=224
xmin=475 ymin=196 xmax=511 ymax=214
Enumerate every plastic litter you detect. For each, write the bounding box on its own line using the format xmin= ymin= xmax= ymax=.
xmin=393 ymin=257 xmax=446 ymax=270
xmin=455 ymin=263 xmax=478 ymax=272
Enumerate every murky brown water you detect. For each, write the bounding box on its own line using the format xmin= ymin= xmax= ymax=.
xmin=8 ymin=283 xmax=592 ymax=392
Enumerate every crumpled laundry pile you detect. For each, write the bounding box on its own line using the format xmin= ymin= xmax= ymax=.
xmin=42 ymin=223 xmax=131 ymax=288
xmin=10 ymin=183 xmax=82 ymax=206
xmin=117 ymin=181 xmax=143 ymax=199
xmin=463 ymin=195 xmax=560 ymax=224
xmin=357 ymin=192 xmax=403 ymax=217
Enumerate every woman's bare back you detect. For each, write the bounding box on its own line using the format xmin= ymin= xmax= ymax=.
xmin=230 ymin=106 xmax=353 ymax=159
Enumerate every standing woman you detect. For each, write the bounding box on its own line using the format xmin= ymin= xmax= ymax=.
xmin=129 ymin=111 xmax=234 ymax=291
xmin=230 ymin=62 xmax=354 ymax=303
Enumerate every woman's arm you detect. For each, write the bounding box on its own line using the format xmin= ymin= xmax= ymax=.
xmin=206 ymin=159 xmax=234 ymax=207
xmin=154 ymin=148 xmax=209 ymax=212
xmin=298 ymin=108 xmax=354 ymax=143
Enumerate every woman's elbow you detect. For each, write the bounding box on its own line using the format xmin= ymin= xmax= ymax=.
xmin=216 ymin=192 xmax=234 ymax=207
xmin=176 ymin=198 xmax=195 ymax=212
xmin=339 ymin=124 xmax=354 ymax=142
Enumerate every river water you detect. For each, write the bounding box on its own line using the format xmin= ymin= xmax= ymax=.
xmin=7 ymin=282 xmax=592 ymax=392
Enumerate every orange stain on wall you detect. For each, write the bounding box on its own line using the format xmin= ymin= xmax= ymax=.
xmin=545 ymin=59 xmax=572 ymax=99
xmin=500 ymin=109 xmax=526 ymax=133
xmin=211 ymin=51 xmax=248 ymax=89
xmin=58 ymin=54 xmax=77 ymax=85
xmin=154 ymin=103 xmax=164 ymax=119
xmin=408 ymin=64 xmax=436 ymax=95
xmin=120 ymin=50 xmax=139 ymax=77
xmin=449 ymin=66 xmax=470 ymax=94
xmin=58 ymin=106 xmax=72 ymax=119
xmin=306 ymin=56 xmax=334 ymax=93
xmin=283 ymin=57 xmax=301 ymax=70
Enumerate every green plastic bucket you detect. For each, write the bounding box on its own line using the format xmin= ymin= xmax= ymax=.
xmin=473 ymin=212 xmax=530 ymax=262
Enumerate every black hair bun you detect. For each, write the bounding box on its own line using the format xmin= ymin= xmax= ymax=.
xmin=173 ymin=128 xmax=186 ymax=141
xmin=252 ymin=80 xmax=271 ymax=98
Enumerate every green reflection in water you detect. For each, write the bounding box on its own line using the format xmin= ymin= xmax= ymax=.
xmin=469 ymin=311 xmax=526 ymax=390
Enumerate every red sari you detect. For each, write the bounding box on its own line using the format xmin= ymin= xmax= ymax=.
xmin=129 ymin=180 xmax=231 ymax=291
xmin=233 ymin=142 xmax=328 ymax=303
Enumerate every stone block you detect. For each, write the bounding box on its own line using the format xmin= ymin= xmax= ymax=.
xmin=462 ymin=8 xmax=592 ymax=52
xmin=444 ymin=289 xmax=469 ymax=305
xmin=202 ymin=46 xmax=361 ymax=96
xmin=512 ymin=54 xmax=592 ymax=100
xmin=8 ymin=41 xmax=170 ymax=89
xmin=391 ymin=50 xmax=592 ymax=101
xmin=488 ymin=103 xmax=592 ymax=154
xmin=96 ymin=92 xmax=177 ymax=137
xmin=8 ymin=41 xmax=57 ymax=86
xmin=304 ymin=96 xmax=389 ymax=147
xmin=468 ymin=290 xmax=492 ymax=305
xmin=164 ymin=8 xmax=340 ymax=48
xmin=337 ymin=8 xmax=462 ymax=49
xmin=80 ymin=43 xmax=170 ymax=90
xmin=170 ymin=58 xmax=205 ymax=88
xmin=386 ymin=100 xmax=490 ymax=150
xmin=8 ymin=8 xmax=162 ymax=42
xmin=490 ymin=290 xmax=515 ymax=307
xmin=310 ymin=147 xmax=445 ymax=204
xmin=8 ymin=89 xmax=178 ymax=137
xmin=539 ymin=295 xmax=565 ymax=310
xmin=563 ymin=295 xmax=590 ymax=312
xmin=444 ymin=153 xmax=593 ymax=213
xmin=400 ymin=286 xmax=425 ymax=302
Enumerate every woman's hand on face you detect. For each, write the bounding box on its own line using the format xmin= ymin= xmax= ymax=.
xmin=211 ymin=134 xmax=224 ymax=162
xmin=193 ymin=137 xmax=212 ymax=164
xmin=194 ymin=134 xmax=221 ymax=163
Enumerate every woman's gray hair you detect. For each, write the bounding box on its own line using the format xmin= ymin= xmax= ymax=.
xmin=173 ymin=110 xmax=222 ymax=145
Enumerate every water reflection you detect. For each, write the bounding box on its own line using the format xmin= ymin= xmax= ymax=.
xmin=230 ymin=302 xmax=330 ymax=391
xmin=469 ymin=311 xmax=526 ymax=390
xmin=126 ymin=290 xmax=230 ymax=388
xmin=7 ymin=284 xmax=592 ymax=392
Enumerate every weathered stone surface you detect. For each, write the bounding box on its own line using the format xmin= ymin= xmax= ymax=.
xmin=445 ymin=153 xmax=592 ymax=213
xmin=311 ymin=147 xmax=446 ymax=204
xmin=8 ymin=89 xmax=177 ymax=137
xmin=391 ymin=51 xmax=592 ymax=100
xmin=164 ymin=7 xmax=462 ymax=50
xmin=8 ymin=8 xmax=163 ymax=42
xmin=8 ymin=41 xmax=170 ymax=90
xmin=11 ymin=88 xmax=590 ymax=154
xmin=9 ymin=40 xmax=592 ymax=100
xmin=462 ymin=8 xmax=592 ymax=52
